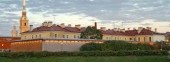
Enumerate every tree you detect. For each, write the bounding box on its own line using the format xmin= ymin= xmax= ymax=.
xmin=80 ymin=26 xmax=103 ymax=39
xmin=80 ymin=42 xmax=102 ymax=51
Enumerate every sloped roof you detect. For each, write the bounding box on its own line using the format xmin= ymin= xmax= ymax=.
xmin=23 ymin=25 xmax=84 ymax=33
xmin=31 ymin=25 xmax=68 ymax=32
xmin=64 ymin=27 xmax=82 ymax=33
xmin=101 ymin=30 xmax=124 ymax=35
xmin=124 ymin=30 xmax=138 ymax=36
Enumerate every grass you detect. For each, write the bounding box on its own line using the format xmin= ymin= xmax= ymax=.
xmin=0 ymin=56 xmax=170 ymax=62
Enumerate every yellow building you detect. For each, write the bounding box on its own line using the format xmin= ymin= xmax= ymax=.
xmin=21 ymin=22 xmax=82 ymax=40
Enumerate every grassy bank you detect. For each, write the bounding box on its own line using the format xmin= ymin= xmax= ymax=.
xmin=0 ymin=56 xmax=169 ymax=62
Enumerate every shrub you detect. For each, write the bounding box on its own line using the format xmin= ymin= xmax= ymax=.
xmin=0 ymin=50 xmax=168 ymax=58
xmin=80 ymin=40 xmax=154 ymax=51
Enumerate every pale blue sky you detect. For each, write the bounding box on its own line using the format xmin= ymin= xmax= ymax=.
xmin=0 ymin=0 xmax=170 ymax=36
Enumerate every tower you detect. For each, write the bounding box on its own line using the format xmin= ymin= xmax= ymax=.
xmin=20 ymin=0 xmax=29 ymax=33
xmin=11 ymin=26 xmax=18 ymax=37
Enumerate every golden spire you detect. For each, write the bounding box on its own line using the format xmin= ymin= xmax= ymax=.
xmin=22 ymin=0 xmax=26 ymax=16
xmin=20 ymin=0 xmax=29 ymax=33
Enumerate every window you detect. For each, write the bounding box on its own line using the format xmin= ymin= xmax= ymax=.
xmin=55 ymin=34 xmax=57 ymax=38
xmin=134 ymin=38 xmax=136 ymax=42
xmin=138 ymin=37 xmax=140 ymax=42
xmin=39 ymin=34 xmax=41 ymax=38
xmin=115 ymin=37 xmax=116 ymax=40
xmin=149 ymin=37 xmax=152 ymax=42
xmin=63 ymin=35 xmax=65 ymax=38
xmin=130 ymin=38 xmax=132 ymax=40
xmin=25 ymin=36 xmax=26 ymax=39
xmin=32 ymin=35 xmax=33 ymax=39
xmin=74 ymin=35 xmax=76 ymax=38
xmin=67 ymin=35 xmax=69 ymax=38
xmin=78 ymin=36 xmax=80 ymax=38
xmin=144 ymin=37 xmax=146 ymax=42
xmin=24 ymin=23 xmax=27 ymax=26
xmin=36 ymin=35 xmax=38 ymax=38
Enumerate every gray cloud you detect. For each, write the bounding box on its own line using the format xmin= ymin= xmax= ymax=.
xmin=0 ymin=0 xmax=170 ymax=36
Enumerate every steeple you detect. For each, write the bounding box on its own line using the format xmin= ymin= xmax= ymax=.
xmin=22 ymin=0 xmax=26 ymax=16
xmin=20 ymin=0 xmax=29 ymax=33
xmin=11 ymin=26 xmax=18 ymax=37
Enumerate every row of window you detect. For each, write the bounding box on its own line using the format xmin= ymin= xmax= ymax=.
xmin=105 ymin=37 xmax=152 ymax=42
xmin=24 ymin=34 xmax=80 ymax=40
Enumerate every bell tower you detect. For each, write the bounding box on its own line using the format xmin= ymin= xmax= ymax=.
xmin=20 ymin=0 xmax=29 ymax=33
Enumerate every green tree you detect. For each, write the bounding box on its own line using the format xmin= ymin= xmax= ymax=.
xmin=80 ymin=26 xmax=103 ymax=39
xmin=80 ymin=42 xmax=102 ymax=51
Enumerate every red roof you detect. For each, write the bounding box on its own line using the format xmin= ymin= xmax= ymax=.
xmin=24 ymin=25 xmax=83 ymax=33
xmin=31 ymin=25 xmax=68 ymax=32
xmin=138 ymin=28 xmax=154 ymax=35
xmin=101 ymin=30 xmax=123 ymax=35
xmin=124 ymin=30 xmax=138 ymax=36
xmin=64 ymin=27 xmax=82 ymax=33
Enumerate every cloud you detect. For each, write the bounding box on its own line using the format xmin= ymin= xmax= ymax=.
xmin=0 ymin=0 xmax=170 ymax=36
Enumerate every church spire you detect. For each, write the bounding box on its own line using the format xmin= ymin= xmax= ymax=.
xmin=22 ymin=0 xmax=26 ymax=16
xmin=20 ymin=0 xmax=29 ymax=33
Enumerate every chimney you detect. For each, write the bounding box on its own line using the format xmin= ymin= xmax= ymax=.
xmin=127 ymin=28 xmax=130 ymax=30
xmin=100 ymin=27 xmax=106 ymax=31
xmin=30 ymin=25 xmax=33 ymax=31
xmin=68 ymin=24 xmax=71 ymax=27
xmin=146 ymin=27 xmax=152 ymax=31
xmin=149 ymin=27 xmax=152 ymax=31
xmin=47 ymin=21 xmax=53 ymax=27
xmin=133 ymin=28 xmax=136 ymax=30
xmin=138 ymin=27 xmax=143 ymax=33
xmin=114 ymin=28 xmax=118 ymax=31
xmin=52 ymin=24 xmax=57 ymax=26
xmin=118 ymin=28 xmax=121 ymax=31
xmin=155 ymin=28 xmax=157 ymax=32
xmin=60 ymin=23 xmax=65 ymax=28
xmin=94 ymin=22 xmax=97 ymax=29
xmin=42 ymin=21 xmax=48 ymax=26
xmin=121 ymin=29 xmax=126 ymax=32
xmin=75 ymin=24 xmax=81 ymax=29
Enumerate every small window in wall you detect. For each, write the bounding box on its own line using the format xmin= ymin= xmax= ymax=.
xmin=55 ymin=34 xmax=57 ymax=38
xmin=134 ymin=38 xmax=136 ymax=42
xmin=149 ymin=37 xmax=152 ymax=42
xmin=130 ymin=38 xmax=132 ymax=40
xmin=78 ymin=36 xmax=80 ymax=38
xmin=144 ymin=37 xmax=146 ymax=42
xmin=25 ymin=36 xmax=26 ymax=39
xmin=115 ymin=37 xmax=116 ymax=40
xmin=138 ymin=37 xmax=140 ymax=42
xmin=39 ymin=34 xmax=41 ymax=38
xmin=74 ymin=35 xmax=76 ymax=38
xmin=36 ymin=35 xmax=37 ymax=38
xmin=32 ymin=35 xmax=33 ymax=39
xmin=67 ymin=35 xmax=69 ymax=38
xmin=24 ymin=23 xmax=27 ymax=26
xmin=63 ymin=35 xmax=65 ymax=38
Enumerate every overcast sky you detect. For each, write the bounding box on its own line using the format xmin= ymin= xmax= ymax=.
xmin=0 ymin=0 xmax=170 ymax=36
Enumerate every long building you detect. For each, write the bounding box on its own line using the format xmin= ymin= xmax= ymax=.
xmin=9 ymin=0 xmax=166 ymax=52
